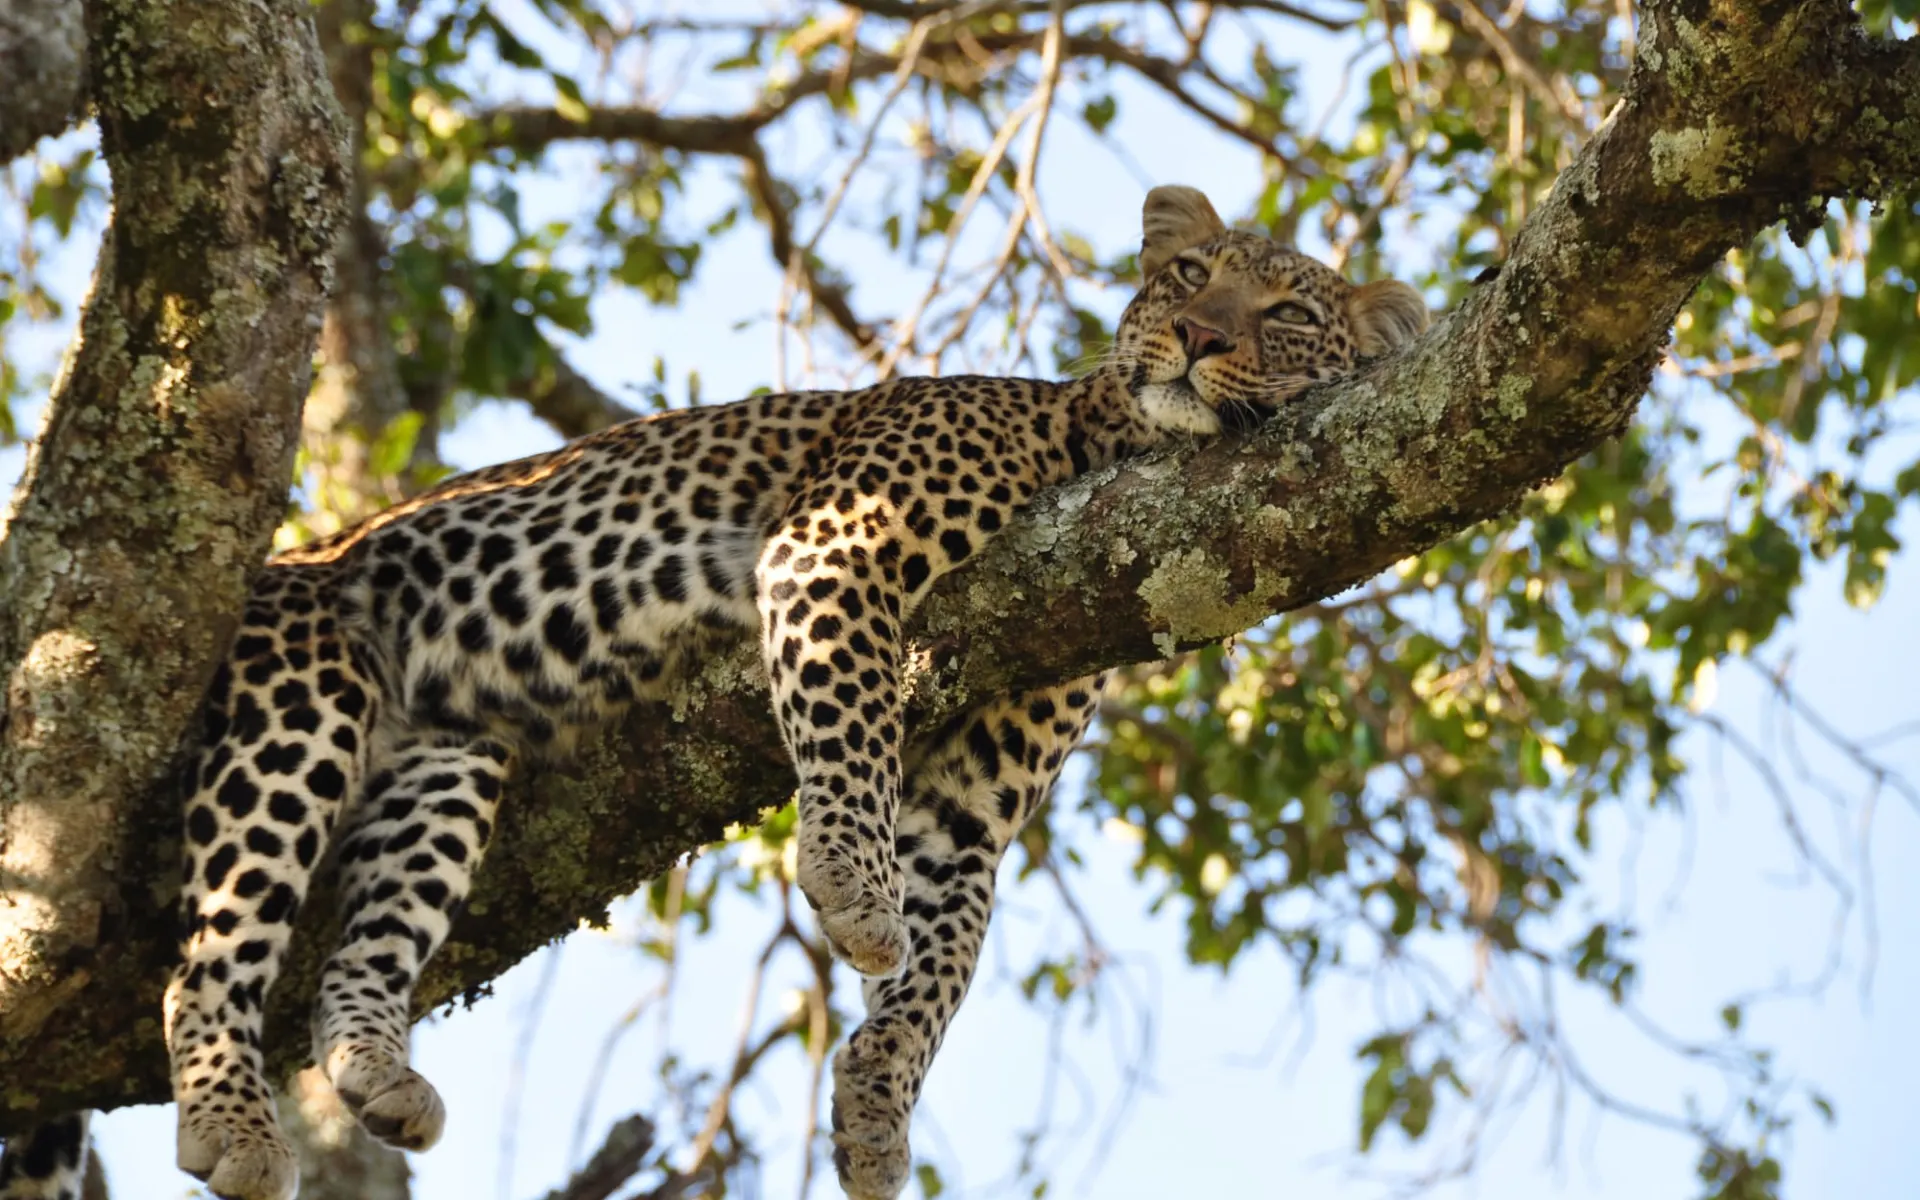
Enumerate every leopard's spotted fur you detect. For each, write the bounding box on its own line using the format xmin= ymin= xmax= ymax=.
xmin=0 ymin=1116 xmax=90 ymax=1200
xmin=0 ymin=186 xmax=1427 ymax=1200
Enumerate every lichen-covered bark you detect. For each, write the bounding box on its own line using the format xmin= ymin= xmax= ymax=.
xmin=2 ymin=0 xmax=1918 ymax=1131
xmin=0 ymin=0 xmax=86 ymax=162
xmin=0 ymin=0 xmax=346 ymax=1121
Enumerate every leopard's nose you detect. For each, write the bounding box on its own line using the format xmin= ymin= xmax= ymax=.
xmin=1173 ymin=317 xmax=1233 ymax=363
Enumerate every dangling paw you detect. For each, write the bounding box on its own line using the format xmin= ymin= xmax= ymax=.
xmin=832 ymin=1134 xmax=911 ymax=1200
xmin=326 ymin=1044 xmax=446 ymax=1151
xmin=798 ymin=854 xmax=907 ymax=978
xmin=178 ymin=1109 xmax=297 ymax=1200
xmin=830 ymin=1030 xmax=913 ymax=1198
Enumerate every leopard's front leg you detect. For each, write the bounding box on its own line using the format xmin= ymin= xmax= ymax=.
xmin=830 ymin=678 xmax=1106 ymax=1199
xmin=758 ymin=518 xmax=911 ymax=978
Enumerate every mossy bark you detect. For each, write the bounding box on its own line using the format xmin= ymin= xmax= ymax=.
xmin=0 ymin=0 xmax=346 ymax=1125
xmin=3 ymin=0 xmax=1919 ymax=1132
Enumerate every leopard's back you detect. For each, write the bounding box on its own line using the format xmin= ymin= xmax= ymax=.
xmin=286 ymin=390 xmax=850 ymax=752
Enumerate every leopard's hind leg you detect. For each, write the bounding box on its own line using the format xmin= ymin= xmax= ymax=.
xmin=830 ymin=676 xmax=1105 ymax=1200
xmin=165 ymin=573 xmax=378 ymax=1200
xmin=311 ymin=731 xmax=509 ymax=1152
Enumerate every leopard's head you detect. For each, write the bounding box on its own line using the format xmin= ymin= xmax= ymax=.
xmin=1113 ymin=185 xmax=1429 ymax=435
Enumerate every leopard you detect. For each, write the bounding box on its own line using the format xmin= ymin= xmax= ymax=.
xmin=0 ymin=184 xmax=1427 ymax=1200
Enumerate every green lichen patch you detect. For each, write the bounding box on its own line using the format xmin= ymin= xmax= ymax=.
xmin=1497 ymin=374 xmax=1534 ymax=421
xmin=1649 ymin=123 xmax=1746 ymax=200
xmin=1136 ymin=547 xmax=1277 ymax=656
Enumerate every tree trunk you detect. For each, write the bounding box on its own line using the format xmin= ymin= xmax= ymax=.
xmin=3 ymin=0 xmax=1918 ymax=1131
xmin=0 ymin=0 xmax=346 ymax=1122
xmin=301 ymin=0 xmax=428 ymax=532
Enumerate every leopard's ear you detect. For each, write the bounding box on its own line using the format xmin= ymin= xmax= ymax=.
xmin=1349 ymin=279 xmax=1429 ymax=358
xmin=1140 ymin=185 xmax=1226 ymax=279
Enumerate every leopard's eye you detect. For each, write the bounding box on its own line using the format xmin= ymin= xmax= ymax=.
xmin=1175 ymin=259 xmax=1210 ymax=288
xmin=1265 ymin=300 xmax=1318 ymax=325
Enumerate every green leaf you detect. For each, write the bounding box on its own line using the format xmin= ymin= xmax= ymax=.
xmin=712 ymin=38 xmax=765 ymax=72
xmin=1398 ymin=1073 xmax=1434 ymax=1141
xmin=1809 ymin=1091 xmax=1836 ymax=1124
xmin=1520 ymin=733 xmax=1550 ymax=787
xmin=367 ymin=412 xmax=426 ymax=479
xmin=1082 ymin=95 xmax=1117 ymax=134
xmin=29 ymin=149 xmax=95 ymax=238
xmin=551 ymin=73 xmax=589 ymax=123
xmin=1358 ymin=1055 xmax=1396 ymax=1151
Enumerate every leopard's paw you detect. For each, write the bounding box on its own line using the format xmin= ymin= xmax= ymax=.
xmin=327 ymin=1045 xmax=447 ymax=1151
xmin=831 ymin=1035 xmax=912 ymax=1200
xmin=799 ymin=856 xmax=907 ymax=978
xmin=178 ymin=1111 xmax=297 ymax=1200
xmin=832 ymin=1134 xmax=911 ymax=1200
xmin=817 ymin=892 xmax=909 ymax=978
xmin=831 ymin=1026 xmax=915 ymax=1150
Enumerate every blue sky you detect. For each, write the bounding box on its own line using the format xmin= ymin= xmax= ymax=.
xmin=4 ymin=3 xmax=1919 ymax=1198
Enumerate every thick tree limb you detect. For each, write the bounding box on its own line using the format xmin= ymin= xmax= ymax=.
xmin=302 ymin=0 xmax=436 ymax=530
xmin=0 ymin=0 xmax=346 ymax=1120
xmin=313 ymin=0 xmax=412 ymax=446
xmin=2 ymin=0 xmax=1916 ymax=1133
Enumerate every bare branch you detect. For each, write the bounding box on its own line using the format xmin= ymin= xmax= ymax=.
xmin=478 ymin=104 xmax=766 ymax=157
xmin=504 ymin=348 xmax=644 ymax=440
xmin=837 ymin=0 xmax=1360 ymax=34
xmin=535 ymin=1114 xmax=657 ymax=1200
xmin=740 ymin=140 xmax=883 ymax=350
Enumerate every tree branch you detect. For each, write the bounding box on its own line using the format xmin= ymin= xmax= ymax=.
xmin=504 ymin=345 xmax=644 ymax=440
xmin=473 ymin=50 xmax=933 ymax=158
xmin=478 ymin=104 xmax=766 ymax=157
xmin=302 ymin=0 xmax=433 ymax=529
xmin=283 ymin=1068 xmax=411 ymax=1200
xmin=2 ymin=0 xmax=1914 ymax=1134
xmin=472 ymin=23 xmax=1299 ymax=350
xmin=836 ymin=0 xmax=1360 ymax=33
xmin=533 ymin=1113 xmax=655 ymax=1200
xmin=739 ymin=140 xmax=883 ymax=351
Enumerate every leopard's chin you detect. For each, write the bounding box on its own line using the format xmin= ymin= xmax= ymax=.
xmin=1135 ymin=379 xmax=1223 ymax=435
